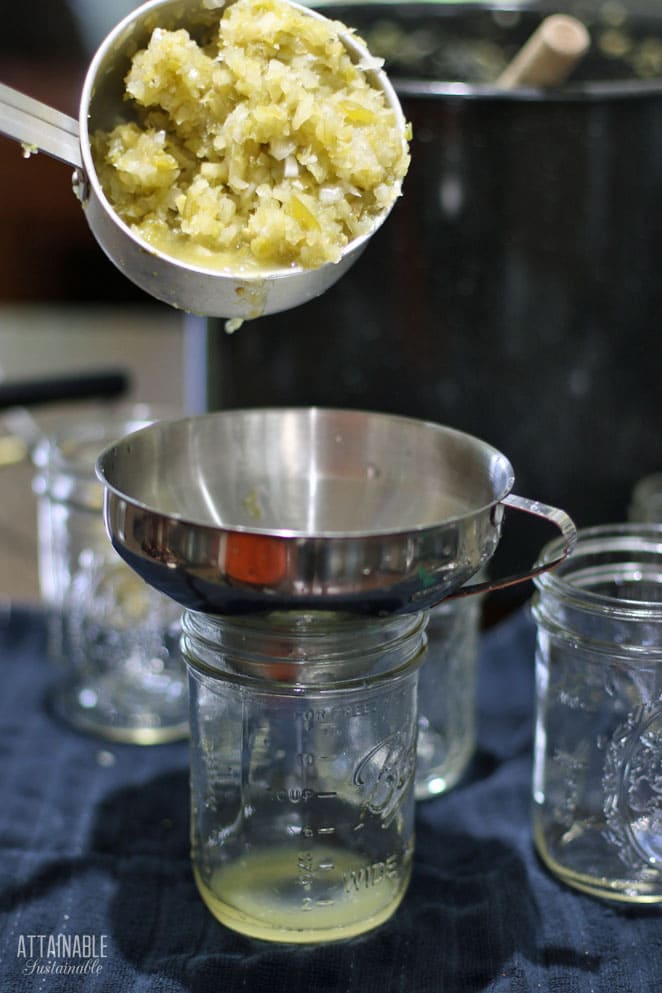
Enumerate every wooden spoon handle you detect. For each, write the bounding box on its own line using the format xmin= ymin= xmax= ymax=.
xmin=497 ymin=14 xmax=590 ymax=89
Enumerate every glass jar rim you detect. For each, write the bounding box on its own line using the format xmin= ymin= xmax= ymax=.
xmin=533 ymin=522 xmax=662 ymax=619
xmin=181 ymin=608 xmax=428 ymax=690
xmin=32 ymin=403 xmax=175 ymax=478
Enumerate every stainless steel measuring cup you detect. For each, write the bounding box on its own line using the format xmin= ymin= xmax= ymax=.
xmin=0 ymin=0 xmax=408 ymax=319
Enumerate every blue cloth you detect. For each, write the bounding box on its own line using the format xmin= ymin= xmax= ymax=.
xmin=0 ymin=602 xmax=660 ymax=992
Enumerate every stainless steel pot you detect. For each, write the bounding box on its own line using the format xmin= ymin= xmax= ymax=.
xmin=198 ymin=2 xmax=662 ymax=595
xmin=96 ymin=407 xmax=576 ymax=614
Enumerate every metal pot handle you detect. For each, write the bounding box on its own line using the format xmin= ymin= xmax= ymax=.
xmin=448 ymin=493 xmax=577 ymax=599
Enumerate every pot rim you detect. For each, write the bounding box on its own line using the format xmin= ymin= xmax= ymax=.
xmin=318 ymin=0 xmax=662 ymax=102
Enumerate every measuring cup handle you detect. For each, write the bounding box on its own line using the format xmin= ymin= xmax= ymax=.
xmin=448 ymin=493 xmax=577 ymax=600
xmin=0 ymin=81 xmax=82 ymax=169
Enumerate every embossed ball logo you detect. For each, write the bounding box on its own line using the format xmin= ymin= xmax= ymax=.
xmin=603 ymin=702 xmax=662 ymax=872
xmin=353 ymin=729 xmax=417 ymax=825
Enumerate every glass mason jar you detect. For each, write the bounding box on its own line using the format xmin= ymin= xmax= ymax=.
xmin=629 ymin=472 xmax=662 ymax=523
xmin=415 ymin=592 xmax=482 ymax=799
xmin=181 ymin=608 xmax=427 ymax=943
xmin=32 ymin=410 xmax=188 ymax=743
xmin=531 ymin=524 xmax=662 ymax=903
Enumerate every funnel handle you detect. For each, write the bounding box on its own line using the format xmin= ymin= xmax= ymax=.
xmin=0 ymin=82 xmax=82 ymax=169
xmin=448 ymin=493 xmax=577 ymax=599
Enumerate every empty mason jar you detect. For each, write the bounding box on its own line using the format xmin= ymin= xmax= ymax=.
xmin=415 ymin=593 xmax=482 ymax=799
xmin=629 ymin=472 xmax=662 ymax=523
xmin=33 ymin=409 xmax=188 ymax=743
xmin=531 ymin=524 xmax=662 ymax=903
xmin=181 ymin=608 xmax=427 ymax=942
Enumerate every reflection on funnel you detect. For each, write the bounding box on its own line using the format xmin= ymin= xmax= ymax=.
xmin=96 ymin=407 xmax=575 ymax=616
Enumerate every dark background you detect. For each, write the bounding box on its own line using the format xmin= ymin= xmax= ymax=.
xmin=3 ymin=2 xmax=662 ymax=619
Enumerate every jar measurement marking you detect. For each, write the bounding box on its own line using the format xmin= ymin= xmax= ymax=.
xmin=270 ymin=788 xmax=338 ymax=803
xmin=295 ymin=751 xmax=337 ymax=766
xmin=289 ymin=824 xmax=336 ymax=838
xmin=297 ymin=856 xmax=337 ymax=872
xmin=295 ymin=704 xmax=377 ymax=728
xmin=297 ymin=850 xmax=314 ymax=893
xmin=301 ymin=897 xmax=337 ymax=912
